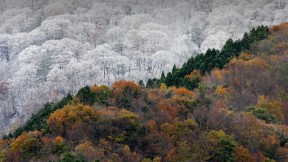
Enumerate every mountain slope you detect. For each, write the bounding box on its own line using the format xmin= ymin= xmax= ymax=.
xmin=1 ymin=0 xmax=288 ymax=133
xmin=2 ymin=22 xmax=288 ymax=162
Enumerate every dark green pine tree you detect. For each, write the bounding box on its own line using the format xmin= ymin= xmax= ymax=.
xmin=172 ymin=64 xmax=177 ymax=73
xmin=76 ymin=86 xmax=96 ymax=105
xmin=160 ymin=71 xmax=166 ymax=83
xmin=165 ymin=72 xmax=174 ymax=86
xmin=241 ymin=32 xmax=251 ymax=51
xmin=146 ymin=79 xmax=154 ymax=89
xmin=138 ymin=80 xmax=145 ymax=89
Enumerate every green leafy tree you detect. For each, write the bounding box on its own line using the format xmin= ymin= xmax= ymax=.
xmin=205 ymin=130 xmax=237 ymax=162
xmin=76 ymin=86 xmax=96 ymax=105
xmin=245 ymin=106 xmax=278 ymax=123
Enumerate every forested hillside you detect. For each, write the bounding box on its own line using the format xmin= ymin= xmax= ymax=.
xmin=1 ymin=23 xmax=288 ymax=162
xmin=0 ymin=0 xmax=288 ymax=134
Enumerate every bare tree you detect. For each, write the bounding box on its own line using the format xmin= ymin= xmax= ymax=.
xmin=197 ymin=0 xmax=213 ymax=13
xmin=30 ymin=0 xmax=34 ymax=10
xmin=0 ymin=81 xmax=7 ymax=100
xmin=0 ymin=0 xmax=7 ymax=11
xmin=279 ymin=0 xmax=286 ymax=9
xmin=0 ymin=45 xmax=9 ymax=62
xmin=190 ymin=27 xmax=205 ymax=48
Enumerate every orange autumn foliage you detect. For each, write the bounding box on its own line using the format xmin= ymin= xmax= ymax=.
xmin=213 ymin=69 xmax=223 ymax=81
xmin=10 ymin=131 xmax=42 ymax=160
xmin=0 ymin=140 xmax=9 ymax=149
xmin=265 ymin=135 xmax=279 ymax=145
xmin=96 ymin=107 xmax=117 ymax=120
xmin=277 ymin=148 xmax=288 ymax=161
xmin=232 ymin=113 xmax=265 ymax=150
xmin=185 ymin=70 xmax=201 ymax=80
xmin=91 ymin=84 xmax=111 ymax=94
xmin=203 ymin=68 xmax=228 ymax=86
xmin=216 ymin=85 xmax=228 ymax=96
xmin=173 ymin=87 xmax=193 ymax=96
xmin=75 ymin=141 xmax=103 ymax=161
xmin=47 ymin=104 xmax=98 ymax=135
xmin=147 ymin=120 xmax=157 ymax=132
xmin=248 ymin=58 xmax=270 ymax=69
xmin=268 ymin=54 xmax=282 ymax=62
xmin=271 ymin=22 xmax=288 ymax=33
xmin=271 ymin=42 xmax=288 ymax=55
xmin=204 ymin=56 xmax=274 ymax=110
xmin=95 ymin=107 xmax=139 ymax=128
xmin=159 ymin=83 xmax=168 ymax=90
xmin=238 ymin=53 xmax=253 ymax=61
xmin=47 ymin=109 xmax=66 ymax=135
xmin=41 ymin=136 xmax=52 ymax=145
xmin=53 ymin=136 xmax=65 ymax=145
xmin=91 ymin=84 xmax=100 ymax=92
xmin=113 ymin=80 xmax=140 ymax=95
xmin=251 ymin=151 xmax=266 ymax=162
xmin=256 ymin=96 xmax=284 ymax=122
xmin=234 ymin=146 xmax=253 ymax=162
xmin=166 ymin=147 xmax=177 ymax=162
xmin=213 ymin=99 xmax=227 ymax=109
xmin=272 ymin=26 xmax=280 ymax=32
xmin=228 ymin=57 xmax=269 ymax=70
xmin=147 ymin=89 xmax=166 ymax=102
xmin=158 ymin=99 xmax=179 ymax=121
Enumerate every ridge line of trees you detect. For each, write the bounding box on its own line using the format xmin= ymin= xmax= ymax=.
xmin=146 ymin=25 xmax=269 ymax=90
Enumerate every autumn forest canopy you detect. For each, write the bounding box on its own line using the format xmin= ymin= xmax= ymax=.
xmin=2 ymin=22 xmax=288 ymax=162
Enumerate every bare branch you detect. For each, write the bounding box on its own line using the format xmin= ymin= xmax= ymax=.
xmin=0 ymin=81 xmax=8 ymax=97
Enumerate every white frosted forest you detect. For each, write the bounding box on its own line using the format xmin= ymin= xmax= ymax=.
xmin=0 ymin=0 xmax=287 ymax=134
